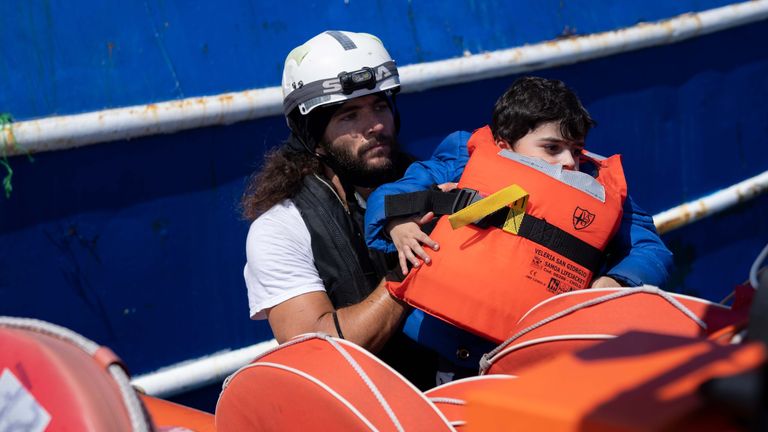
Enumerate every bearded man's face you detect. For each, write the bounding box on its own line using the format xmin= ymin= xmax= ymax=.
xmin=319 ymin=94 xmax=398 ymax=187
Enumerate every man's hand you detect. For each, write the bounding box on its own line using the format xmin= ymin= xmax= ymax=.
xmin=590 ymin=276 xmax=621 ymax=288
xmin=386 ymin=212 xmax=439 ymax=275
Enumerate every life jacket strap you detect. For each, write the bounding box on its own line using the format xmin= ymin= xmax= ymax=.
xmin=448 ymin=202 xmax=604 ymax=273
xmin=447 ymin=184 xmax=528 ymax=231
xmin=517 ymin=214 xmax=603 ymax=273
xmin=385 ymin=188 xmax=604 ymax=273
xmin=384 ymin=187 xmax=482 ymax=218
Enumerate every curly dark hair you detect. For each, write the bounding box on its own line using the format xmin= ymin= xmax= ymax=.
xmin=491 ymin=76 xmax=595 ymax=146
xmin=240 ymin=144 xmax=320 ymax=221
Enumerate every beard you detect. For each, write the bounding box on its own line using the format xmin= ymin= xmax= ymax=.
xmin=320 ymin=134 xmax=400 ymax=188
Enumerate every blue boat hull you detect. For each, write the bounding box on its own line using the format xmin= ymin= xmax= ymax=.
xmin=1 ymin=0 xmax=766 ymax=411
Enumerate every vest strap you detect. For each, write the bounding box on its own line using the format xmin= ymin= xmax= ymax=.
xmin=384 ymin=187 xmax=481 ymax=218
xmin=516 ymin=214 xmax=604 ymax=273
xmin=448 ymin=205 xmax=603 ymax=273
xmin=385 ymin=188 xmax=604 ymax=273
xmin=447 ymin=184 xmax=528 ymax=230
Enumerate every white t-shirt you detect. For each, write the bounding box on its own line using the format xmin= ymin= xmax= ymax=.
xmin=244 ymin=200 xmax=325 ymax=320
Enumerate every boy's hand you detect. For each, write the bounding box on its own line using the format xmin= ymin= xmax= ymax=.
xmin=386 ymin=212 xmax=439 ymax=275
xmin=437 ymin=182 xmax=458 ymax=192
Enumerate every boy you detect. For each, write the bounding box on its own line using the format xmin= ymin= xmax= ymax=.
xmin=364 ymin=77 xmax=673 ymax=366
xmin=367 ymin=76 xmax=671 ymax=287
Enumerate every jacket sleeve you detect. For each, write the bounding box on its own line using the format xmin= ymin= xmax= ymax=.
xmin=603 ymin=195 xmax=674 ymax=287
xmin=365 ymin=131 xmax=472 ymax=253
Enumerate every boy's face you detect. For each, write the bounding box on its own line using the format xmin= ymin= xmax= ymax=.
xmin=496 ymin=121 xmax=584 ymax=171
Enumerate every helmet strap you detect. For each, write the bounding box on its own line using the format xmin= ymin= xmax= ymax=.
xmin=383 ymin=90 xmax=401 ymax=135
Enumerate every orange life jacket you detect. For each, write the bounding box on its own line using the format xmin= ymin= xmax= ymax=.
xmin=387 ymin=126 xmax=628 ymax=342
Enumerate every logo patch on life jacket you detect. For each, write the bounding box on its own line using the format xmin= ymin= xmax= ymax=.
xmin=547 ymin=277 xmax=561 ymax=293
xmin=573 ymin=207 xmax=595 ymax=230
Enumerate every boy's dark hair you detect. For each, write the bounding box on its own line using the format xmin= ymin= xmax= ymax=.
xmin=491 ymin=76 xmax=595 ymax=145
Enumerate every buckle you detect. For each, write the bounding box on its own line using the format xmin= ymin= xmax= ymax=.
xmin=450 ymin=188 xmax=480 ymax=213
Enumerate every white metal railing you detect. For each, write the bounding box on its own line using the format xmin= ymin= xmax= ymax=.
xmin=130 ymin=338 xmax=278 ymax=398
xmin=2 ymin=0 xmax=767 ymax=157
xmin=654 ymin=170 xmax=768 ymax=234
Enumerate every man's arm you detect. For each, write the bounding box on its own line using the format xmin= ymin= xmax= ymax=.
xmin=246 ymin=201 xmax=409 ymax=352
xmin=266 ymin=279 xmax=408 ymax=352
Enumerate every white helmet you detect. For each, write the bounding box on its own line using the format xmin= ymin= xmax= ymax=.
xmin=282 ymin=31 xmax=400 ymax=117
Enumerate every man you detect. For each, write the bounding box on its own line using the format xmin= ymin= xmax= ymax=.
xmin=241 ymin=30 xmax=437 ymax=389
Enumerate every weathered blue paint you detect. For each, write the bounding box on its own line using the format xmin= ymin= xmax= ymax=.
xmin=0 ymin=117 xmax=283 ymax=372
xmin=0 ymin=1 xmax=767 ymax=412
xmin=0 ymin=0 xmax=740 ymax=120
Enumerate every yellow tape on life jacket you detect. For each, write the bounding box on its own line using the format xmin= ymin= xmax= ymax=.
xmin=448 ymin=184 xmax=529 ymax=234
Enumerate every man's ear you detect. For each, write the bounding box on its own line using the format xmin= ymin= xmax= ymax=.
xmin=495 ymin=139 xmax=512 ymax=150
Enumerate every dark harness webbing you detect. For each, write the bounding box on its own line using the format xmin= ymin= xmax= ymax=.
xmin=384 ymin=188 xmax=482 ymax=218
xmin=384 ymin=188 xmax=604 ymax=273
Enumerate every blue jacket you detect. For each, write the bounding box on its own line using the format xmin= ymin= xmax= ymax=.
xmin=366 ymin=130 xmax=674 ymax=287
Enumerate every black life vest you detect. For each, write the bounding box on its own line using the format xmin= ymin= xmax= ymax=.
xmin=292 ymin=173 xmax=439 ymax=390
